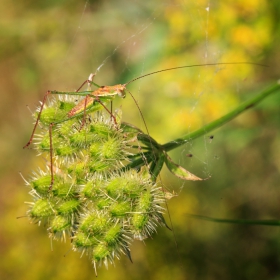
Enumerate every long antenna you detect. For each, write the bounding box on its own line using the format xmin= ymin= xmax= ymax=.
xmin=124 ymin=61 xmax=267 ymax=255
xmin=125 ymin=62 xmax=267 ymax=86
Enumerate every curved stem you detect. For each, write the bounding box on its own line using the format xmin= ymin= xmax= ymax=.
xmin=162 ymin=82 xmax=280 ymax=152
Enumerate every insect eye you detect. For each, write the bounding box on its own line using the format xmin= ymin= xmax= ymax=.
xmin=118 ymin=89 xmax=126 ymax=98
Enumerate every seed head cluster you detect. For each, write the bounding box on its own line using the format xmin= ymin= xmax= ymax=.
xmin=24 ymin=95 xmax=167 ymax=274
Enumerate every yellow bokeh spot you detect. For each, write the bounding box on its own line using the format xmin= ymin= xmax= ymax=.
xmin=231 ymin=25 xmax=257 ymax=47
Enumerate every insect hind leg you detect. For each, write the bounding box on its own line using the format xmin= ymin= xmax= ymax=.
xmin=76 ymin=73 xmax=96 ymax=92
xmin=23 ymin=90 xmax=52 ymax=149
xmin=78 ymin=94 xmax=95 ymax=131
xmin=94 ymin=97 xmax=118 ymax=125
xmin=48 ymin=122 xmax=55 ymax=190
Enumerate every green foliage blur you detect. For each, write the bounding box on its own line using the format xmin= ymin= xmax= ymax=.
xmin=1 ymin=0 xmax=280 ymax=279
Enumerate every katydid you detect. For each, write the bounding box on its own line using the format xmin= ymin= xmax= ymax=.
xmin=23 ymin=62 xmax=264 ymax=189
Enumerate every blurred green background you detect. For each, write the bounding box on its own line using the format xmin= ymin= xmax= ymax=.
xmin=1 ymin=0 xmax=280 ymax=279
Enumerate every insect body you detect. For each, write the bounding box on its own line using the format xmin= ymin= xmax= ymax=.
xmin=67 ymin=84 xmax=126 ymax=117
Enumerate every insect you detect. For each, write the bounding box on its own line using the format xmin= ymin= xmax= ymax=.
xmin=23 ymin=62 xmax=262 ymax=188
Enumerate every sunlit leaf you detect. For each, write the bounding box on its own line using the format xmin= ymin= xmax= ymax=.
xmin=164 ymin=152 xmax=203 ymax=181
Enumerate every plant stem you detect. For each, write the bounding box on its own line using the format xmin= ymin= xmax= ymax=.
xmin=162 ymin=82 xmax=280 ymax=152
xmin=186 ymin=214 xmax=280 ymax=226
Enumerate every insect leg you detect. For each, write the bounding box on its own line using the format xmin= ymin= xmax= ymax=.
xmin=23 ymin=90 xmax=52 ymax=148
xmin=76 ymin=73 xmax=96 ymax=92
xmin=78 ymin=94 xmax=94 ymax=131
xmin=77 ymin=73 xmax=98 ymax=131
xmin=110 ymin=101 xmax=114 ymax=123
xmin=95 ymin=97 xmax=117 ymax=125
xmin=49 ymin=122 xmax=55 ymax=190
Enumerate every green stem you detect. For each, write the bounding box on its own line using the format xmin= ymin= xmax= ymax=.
xmin=162 ymin=82 xmax=280 ymax=152
xmin=186 ymin=214 xmax=280 ymax=226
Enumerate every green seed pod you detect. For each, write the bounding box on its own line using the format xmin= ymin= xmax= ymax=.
xmin=57 ymin=199 xmax=80 ymax=215
xmin=89 ymin=142 xmax=102 ymax=157
xmin=131 ymin=187 xmax=166 ymax=240
xmin=81 ymin=177 xmax=104 ymax=199
xmin=30 ymin=173 xmax=53 ymax=195
xmin=67 ymin=161 xmax=87 ymax=179
xmin=130 ymin=191 xmax=153 ymax=240
xmin=80 ymin=211 xmax=110 ymax=235
xmin=35 ymin=132 xmax=51 ymax=151
xmin=30 ymin=198 xmax=55 ymax=218
xmin=37 ymin=107 xmax=66 ymax=126
xmin=73 ymin=231 xmax=99 ymax=248
xmin=132 ymin=213 xmax=148 ymax=236
xmin=109 ymin=201 xmax=131 ymax=217
xmin=92 ymin=243 xmax=111 ymax=263
xmin=51 ymin=180 xmax=78 ymax=198
xmin=100 ymin=137 xmax=123 ymax=160
xmin=57 ymin=118 xmax=77 ymax=136
xmin=136 ymin=191 xmax=153 ymax=212
xmin=89 ymin=122 xmax=115 ymax=138
xmin=36 ymin=97 xmax=77 ymax=126
xmin=56 ymin=144 xmax=77 ymax=157
xmin=50 ymin=215 xmax=71 ymax=235
xmin=69 ymin=128 xmax=97 ymax=147
xmin=133 ymin=191 xmax=152 ymax=217
xmin=57 ymin=99 xmax=76 ymax=111
xmin=103 ymin=224 xmax=123 ymax=247
xmin=96 ymin=198 xmax=109 ymax=210
xmin=106 ymin=171 xmax=144 ymax=199
xmin=87 ymin=160 xmax=112 ymax=173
